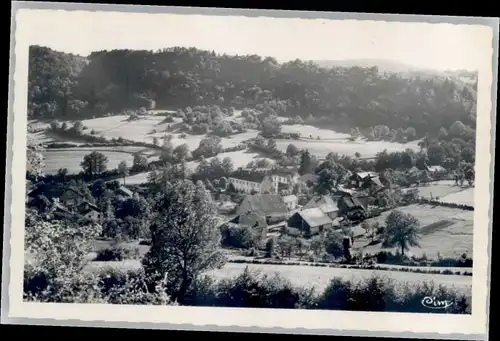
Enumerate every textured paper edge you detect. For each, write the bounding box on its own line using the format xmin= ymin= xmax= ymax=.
xmin=2 ymin=3 xmax=498 ymax=340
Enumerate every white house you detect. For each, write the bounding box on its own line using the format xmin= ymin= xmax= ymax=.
xmin=228 ymin=171 xmax=277 ymax=194
xmin=282 ymin=194 xmax=298 ymax=210
xmin=270 ymin=168 xmax=299 ymax=187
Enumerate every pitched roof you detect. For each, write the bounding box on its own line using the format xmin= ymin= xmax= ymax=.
xmin=427 ymin=165 xmax=446 ymax=172
xmin=295 ymin=208 xmax=333 ymax=228
xmin=319 ymin=203 xmax=339 ymax=213
xmin=237 ymin=194 xmax=288 ymax=216
xmin=354 ymin=171 xmax=378 ymax=179
xmin=282 ymin=194 xmax=298 ymax=203
xmin=367 ymin=176 xmax=384 ymax=188
xmin=271 ymin=168 xmax=298 ymax=176
xmin=117 ymin=186 xmax=133 ymax=197
xmin=339 ymin=196 xmax=365 ymax=209
xmin=303 ymin=195 xmax=337 ymax=210
xmin=230 ymin=170 xmax=268 ymax=183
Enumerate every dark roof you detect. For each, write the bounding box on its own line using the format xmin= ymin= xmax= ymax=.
xmin=293 ymin=208 xmax=332 ymax=227
xmin=230 ymin=170 xmax=268 ymax=183
xmin=117 ymin=186 xmax=133 ymax=197
xmin=303 ymin=195 xmax=337 ymax=210
xmin=339 ymin=196 xmax=365 ymax=209
xmin=239 ymin=212 xmax=267 ymax=228
xmin=237 ymin=194 xmax=288 ymax=216
xmin=270 ymin=168 xmax=298 ymax=176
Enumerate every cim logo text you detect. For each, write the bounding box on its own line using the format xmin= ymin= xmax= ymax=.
xmin=421 ymin=296 xmax=453 ymax=309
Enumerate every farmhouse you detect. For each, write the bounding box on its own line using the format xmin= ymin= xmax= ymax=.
xmin=282 ymin=194 xmax=298 ymax=210
xmin=228 ymin=170 xmax=276 ymax=194
xmin=287 ymin=208 xmax=333 ymax=236
xmin=28 ymin=184 xmax=88 ymax=209
xmin=426 ymin=164 xmax=447 ymax=174
xmin=338 ymin=196 xmax=367 ymax=221
xmin=348 ymin=171 xmax=379 ymax=188
xmin=269 ymin=168 xmax=299 ymax=187
xmin=229 ymin=212 xmax=268 ymax=240
xmin=236 ymin=194 xmax=288 ymax=223
xmin=360 ymin=175 xmax=385 ymax=194
xmin=116 ymin=186 xmax=133 ymax=198
xmin=303 ymin=195 xmax=339 ymax=219
xmin=78 ymin=201 xmax=101 ymax=222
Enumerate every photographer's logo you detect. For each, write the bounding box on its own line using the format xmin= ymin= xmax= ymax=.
xmin=421 ymin=296 xmax=453 ymax=309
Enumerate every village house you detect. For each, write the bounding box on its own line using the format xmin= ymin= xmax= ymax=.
xmin=282 ymin=194 xmax=298 ymax=210
xmin=287 ymin=208 xmax=333 ymax=237
xmin=229 ymin=211 xmax=268 ymax=240
xmin=269 ymin=168 xmax=299 ymax=187
xmin=338 ymin=196 xmax=367 ymax=222
xmin=228 ymin=170 xmax=277 ymax=194
xmin=426 ymin=164 xmax=447 ymax=177
xmin=303 ymin=195 xmax=339 ymax=219
xmin=116 ymin=186 xmax=133 ymax=198
xmin=236 ymin=194 xmax=289 ymax=224
xmin=348 ymin=171 xmax=379 ymax=188
xmin=360 ymin=175 xmax=385 ymax=194
xmin=77 ymin=200 xmax=101 ymax=222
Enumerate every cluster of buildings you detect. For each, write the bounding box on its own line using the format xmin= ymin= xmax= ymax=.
xmin=224 ymin=167 xmax=387 ymax=239
xmin=26 ymin=183 xmax=134 ymax=223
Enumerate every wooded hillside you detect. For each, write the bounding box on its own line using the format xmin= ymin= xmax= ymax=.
xmin=28 ymin=45 xmax=477 ymax=137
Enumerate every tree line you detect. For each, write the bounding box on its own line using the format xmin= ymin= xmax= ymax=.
xmin=28 ymin=45 xmax=477 ymax=138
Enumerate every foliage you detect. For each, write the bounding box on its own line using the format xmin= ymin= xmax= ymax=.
xmin=80 ymin=151 xmax=109 ymax=177
xmin=142 ymin=180 xmax=226 ymax=303
xmin=24 ymin=210 xmax=102 ymax=302
xmin=383 ymin=210 xmax=421 ymax=257
xmin=29 ymin=46 xmax=476 ymax=138
xmin=94 ymin=244 xmax=140 ymax=261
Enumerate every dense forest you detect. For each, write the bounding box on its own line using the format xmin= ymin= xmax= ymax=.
xmin=28 ymin=45 xmax=477 ymax=137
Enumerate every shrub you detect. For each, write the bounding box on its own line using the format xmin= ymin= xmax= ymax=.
xmin=94 ymin=244 xmax=140 ymax=261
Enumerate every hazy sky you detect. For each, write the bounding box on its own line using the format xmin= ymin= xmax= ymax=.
xmin=17 ymin=9 xmax=491 ymax=71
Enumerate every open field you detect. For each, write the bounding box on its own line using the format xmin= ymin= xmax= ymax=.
xmin=185 ymin=150 xmax=275 ymax=172
xmin=282 ymin=124 xmax=351 ymax=139
xmin=117 ymin=150 xmax=275 ymax=185
xmin=208 ymin=263 xmax=472 ymax=295
xmin=42 ymin=149 xmax=135 ymax=174
xmin=440 ymin=188 xmax=475 ymax=206
xmin=275 ymin=137 xmax=420 ymax=159
xmin=84 ymin=260 xmax=471 ymax=295
xmin=416 ymin=180 xmax=473 ymax=201
xmin=353 ymin=204 xmax=473 ymax=259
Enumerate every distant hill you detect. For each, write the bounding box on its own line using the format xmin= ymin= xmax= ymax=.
xmin=313 ymin=59 xmax=446 ymax=76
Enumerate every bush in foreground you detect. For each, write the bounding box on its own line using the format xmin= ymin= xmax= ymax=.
xmin=94 ymin=244 xmax=140 ymax=261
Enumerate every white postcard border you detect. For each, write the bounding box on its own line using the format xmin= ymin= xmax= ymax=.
xmin=2 ymin=3 xmax=498 ymax=340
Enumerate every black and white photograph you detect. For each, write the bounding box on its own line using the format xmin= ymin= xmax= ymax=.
xmin=2 ymin=2 xmax=498 ymax=339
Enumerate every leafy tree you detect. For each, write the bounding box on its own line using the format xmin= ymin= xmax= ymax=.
xmin=383 ymin=210 xmax=421 ymax=259
xmin=118 ymin=160 xmax=129 ymax=185
xmin=172 ymin=143 xmax=190 ymax=163
xmin=80 ymin=151 xmax=108 ymax=178
xmin=132 ymin=152 xmax=148 ymax=172
xmin=142 ymin=180 xmax=226 ymax=303
xmin=314 ymin=162 xmax=348 ymax=195
xmin=24 ymin=211 xmax=102 ymax=302
xmin=286 ymin=144 xmax=300 ymax=157
xmin=299 ymin=150 xmax=317 ymax=175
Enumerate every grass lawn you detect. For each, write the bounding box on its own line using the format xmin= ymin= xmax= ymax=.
xmin=206 ymin=262 xmax=472 ymax=295
xmin=275 ymin=137 xmax=420 ymax=159
xmin=353 ymin=204 xmax=473 ymax=259
xmin=42 ymin=149 xmax=136 ymax=174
